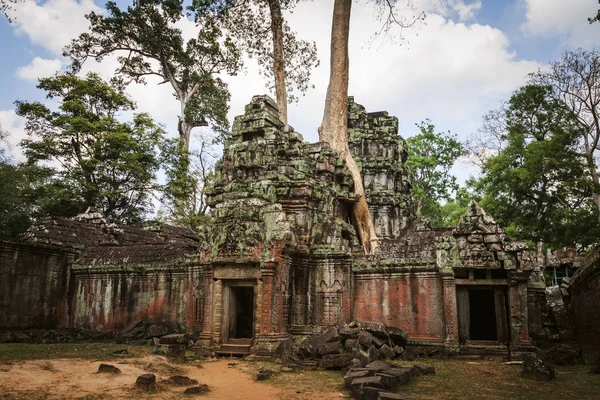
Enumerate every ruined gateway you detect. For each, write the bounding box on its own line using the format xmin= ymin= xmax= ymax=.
xmin=1 ymin=96 xmax=547 ymax=357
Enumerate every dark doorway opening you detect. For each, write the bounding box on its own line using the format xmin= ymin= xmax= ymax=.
xmin=228 ymin=286 xmax=254 ymax=339
xmin=469 ymin=289 xmax=498 ymax=340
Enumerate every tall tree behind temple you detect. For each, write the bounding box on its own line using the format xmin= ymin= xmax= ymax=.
xmin=193 ymin=0 xmax=319 ymax=124
xmin=475 ymin=85 xmax=600 ymax=249
xmin=16 ymin=73 xmax=165 ymax=223
xmin=65 ymin=0 xmax=242 ymax=150
xmin=318 ymin=0 xmax=424 ymax=254
xmin=406 ymin=120 xmax=465 ymax=217
xmin=529 ymin=49 xmax=600 ymax=213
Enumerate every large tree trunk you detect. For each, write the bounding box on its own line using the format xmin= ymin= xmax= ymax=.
xmin=318 ymin=0 xmax=379 ymax=254
xmin=266 ymin=0 xmax=288 ymax=124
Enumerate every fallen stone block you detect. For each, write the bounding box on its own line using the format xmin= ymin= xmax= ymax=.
xmin=358 ymin=330 xmax=374 ymax=348
xmin=257 ymin=368 xmax=275 ymax=381
xmin=97 ymin=364 xmax=121 ymax=374
xmin=167 ymin=375 xmax=198 ymax=386
xmin=365 ymin=360 xmax=391 ymax=373
xmin=339 ymin=326 xmax=360 ymax=340
xmin=375 ymin=372 xmax=400 ymax=392
xmin=521 ymin=354 xmax=555 ymax=381
xmin=135 ymin=373 xmax=158 ymax=391
xmin=184 ymin=384 xmax=209 ymax=395
xmin=322 ymin=353 xmax=355 ymax=369
xmin=351 ymin=375 xmax=384 ymax=393
xmin=372 ymin=335 xmax=389 ymax=348
xmin=379 ymin=344 xmax=395 ymax=360
xmin=159 ymin=334 xmax=186 ymax=345
xmin=317 ymin=340 xmax=342 ymax=357
xmin=383 ymin=367 xmax=411 ymax=385
xmin=368 ymin=345 xmax=381 ymax=363
xmin=344 ymin=338 xmax=359 ymax=351
xmin=358 ymin=386 xmax=385 ymax=400
xmin=343 ymin=369 xmax=371 ymax=389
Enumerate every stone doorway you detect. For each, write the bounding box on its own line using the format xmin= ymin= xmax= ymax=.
xmin=457 ymin=286 xmax=508 ymax=344
xmin=221 ymin=282 xmax=255 ymax=344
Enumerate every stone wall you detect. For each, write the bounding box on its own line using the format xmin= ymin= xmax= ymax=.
xmin=352 ymin=270 xmax=446 ymax=341
xmin=0 ymin=242 xmax=76 ymax=329
xmin=71 ymin=265 xmax=203 ymax=331
xmin=570 ymin=251 xmax=600 ymax=356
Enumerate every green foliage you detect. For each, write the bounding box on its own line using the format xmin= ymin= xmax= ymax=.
xmin=65 ymin=0 xmax=241 ymax=142
xmin=406 ymin=120 xmax=465 ymax=216
xmin=193 ymin=0 xmax=319 ymax=103
xmin=475 ymin=85 xmax=600 ymax=249
xmin=421 ymin=188 xmax=473 ymax=228
xmin=16 ymin=73 xmax=165 ymax=223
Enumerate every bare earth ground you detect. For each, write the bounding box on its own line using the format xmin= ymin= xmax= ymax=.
xmin=0 ymin=343 xmax=599 ymax=400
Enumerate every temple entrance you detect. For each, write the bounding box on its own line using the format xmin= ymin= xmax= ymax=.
xmin=227 ymin=286 xmax=254 ymax=339
xmin=221 ymin=282 xmax=255 ymax=345
xmin=457 ymin=286 xmax=508 ymax=344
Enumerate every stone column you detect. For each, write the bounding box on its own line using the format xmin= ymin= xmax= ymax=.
xmin=196 ymin=267 xmax=214 ymax=349
xmin=441 ymin=272 xmax=459 ymax=345
xmin=508 ymin=272 xmax=532 ymax=350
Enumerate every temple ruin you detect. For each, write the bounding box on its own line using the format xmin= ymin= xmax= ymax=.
xmin=2 ymin=95 xmax=598 ymax=359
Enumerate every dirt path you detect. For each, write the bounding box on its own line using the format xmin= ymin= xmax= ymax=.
xmin=0 ymin=357 xmax=286 ymax=399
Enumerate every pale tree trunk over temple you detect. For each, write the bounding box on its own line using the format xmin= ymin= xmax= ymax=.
xmin=318 ymin=0 xmax=379 ymax=254
xmin=266 ymin=0 xmax=288 ymax=124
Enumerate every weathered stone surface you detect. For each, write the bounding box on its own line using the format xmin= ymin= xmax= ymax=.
xmin=383 ymin=367 xmax=411 ymax=386
xmin=339 ymin=327 xmax=360 ymax=340
xmin=358 ymin=331 xmax=373 ymax=347
xmin=351 ymin=376 xmax=384 ymax=393
xmin=322 ymin=354 xmax=355 ymax=369
xmin=317 ymin=340 xmax=342 ymax=357
xmin=372 ymin=335 xmax=388 ymax=348
xmin=386 ymin=326 xmax=408 ymax=348
xmin=184 ymin=384 xmax=209 ymax=395
xmin=379 ymin=344 xmax=395 ymax=360
xmin=344 ymin=370 xmax=371 ymax=389
xmin=167 ymin=376 xmax=198 ymax=386
xmin=344 ymin=338 xmax=359 ymax=350
xmin=97 ymin=364 xmax=121 ymax=374
xmin=368 ymin=346 xmax=381 ymax=363
xmin=358 ymin=386 xmax=385 ymax=400
xmin=375 ymin=373 xmax=400 ymax=391
xmin=135 ymin=374 xmax=158 ymax=391
xmin=365 ymin=360 xmax=391 ymax=372
xmin=145 ymin=324 xmax=168 ymax=339
xmin=257 ymin=369 xmax=275 ymax=381
xmin=544 ymin=344 xmax=582 ymax=366
xmin=159 ymin=334 xmax=186 ymax=345
xmin=521 ymin=354 xmax=555 ymax=381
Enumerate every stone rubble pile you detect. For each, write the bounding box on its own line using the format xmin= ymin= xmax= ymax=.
xmin=344 ymin=360 xmax=435 ymax=400
xmin=297 ymin=321 xmax=409 ymax=369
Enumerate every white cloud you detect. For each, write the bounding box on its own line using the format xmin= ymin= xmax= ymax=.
xmin=277 ymin=1 xmax=540 ymax=146
xmin=522 ymin=0 xmax=600 ymax=46
xmin=16 ymin=57 xmax=62 ymax=81
xmin=7 ymin=0 xmax=101 ymax=55
xmin=0 ymin=110 xmax=27 ymax=162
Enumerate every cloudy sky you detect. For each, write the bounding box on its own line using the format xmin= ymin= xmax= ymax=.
xmin=1 ymin=0 xmax=600 ymax=184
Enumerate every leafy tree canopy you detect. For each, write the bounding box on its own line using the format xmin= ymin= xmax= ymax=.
xmin=16 ymin=73 xmax=165 ymax=223
xmin=65 ymin=0 xmax=241 ymax=147
xmin=475 ymin=84 xmax=600 ymax=249
xmin=406 ymin=120 xmax=465 ymax=217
